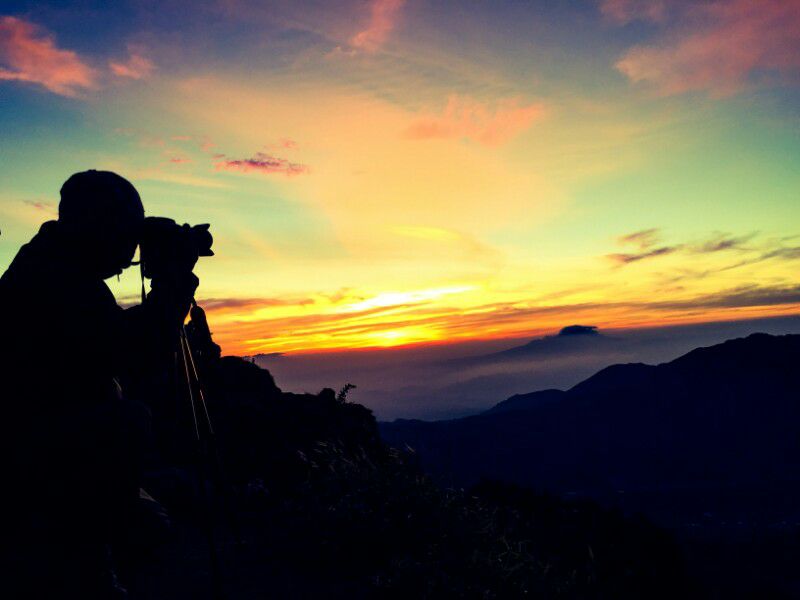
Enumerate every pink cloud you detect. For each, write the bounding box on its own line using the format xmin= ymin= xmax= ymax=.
xmin=169 ymin=157 xmax=191 ymax=164
xmin=265 ymin=138 xmax=299 ymax=151
xmin=350 ymin=0 xmax=405 ymax=51
xmin=600 ymin=0 xmax=666 ymax=25
xmin=405 ymin=95 xmax=545 ymax=146
xmin=215 ymin=152 xmax=310 ymax=177
xmin=0 ymin=16 xmax=97 ymax=97
xmin=615 ymin=0 xmax=800 ymax=97
xmin=109 ymin=47 xmax=153 ymax=80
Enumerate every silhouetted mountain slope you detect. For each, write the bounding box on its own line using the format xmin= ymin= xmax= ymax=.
xmin=484 ymin=388 xmax=565 ymax=414
xmin=381 ymin=333 xmax=800 ymax=511
xmin=380 ymin=333 xmax=800 ymax=598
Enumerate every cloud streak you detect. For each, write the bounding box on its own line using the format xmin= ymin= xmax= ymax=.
xmin=607 ymin=246 xmax=676 ymax=265
xmin=761 ymin=246 xmax=800 ymax=261
xmin=608 ymin=228 xmax=677 ymax=265
xmin=614 ymin=0 xmax=800 ymax=97
xmin=406 ymin=95 xmax=545 ymax=146
xmin=650 ymin=284 xmax=800 ymax=311
xmin=23 ymin=199 xmax=55 ymax=213
xmin=109 ymin=47 xmax=154 ymax=80
xmin=215 ymin=152 xmax=310 ymax=176
xmin=350 ymin=0 xmax=405 ymax=51
xmin=608 ymin=230 xmax=754 ymax=266
xmin=0 ymin=16 xmax=97 ymax=97
xmin=601 ymin=0 xmax=666 ymax=25
xmin=616 ymin=228 xmax=661 ymax=250
xmin=691 ymin=233 xmax=753 ymax=253
xmin=198 ymin=296 xmax=315 ymax=311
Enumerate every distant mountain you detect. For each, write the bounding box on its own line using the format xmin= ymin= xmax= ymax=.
xmin=462 ymin=324 xmax=615 ymax=365
xmin=381 ymin=333 xmax=800 ymax=523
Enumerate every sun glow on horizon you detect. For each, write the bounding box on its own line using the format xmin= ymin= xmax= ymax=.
xmin=340 ymin=285 xmax=477 ymax=312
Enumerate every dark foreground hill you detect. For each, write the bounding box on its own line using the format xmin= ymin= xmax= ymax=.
xmin=114 ymin=355 xmax=696 ymax=599
xmin=380 ymin=333 xmax=800 ymax=598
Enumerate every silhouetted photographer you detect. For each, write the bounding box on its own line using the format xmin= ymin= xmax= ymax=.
xmin=0 ymin=170 xmax=208 ymax=598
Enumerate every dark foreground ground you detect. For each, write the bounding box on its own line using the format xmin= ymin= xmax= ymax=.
xmin=126 ymin=507 xmax=366 ymax=600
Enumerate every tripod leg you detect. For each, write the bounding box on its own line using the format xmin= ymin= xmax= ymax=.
xmin=180 ymin=333 xmax=225 ymax=600
xmin=181 ymin=328 xmax=244 ymax=550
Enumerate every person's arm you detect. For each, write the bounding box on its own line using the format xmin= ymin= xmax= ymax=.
xmin=116 ymin=271 xmax=199 ymax=377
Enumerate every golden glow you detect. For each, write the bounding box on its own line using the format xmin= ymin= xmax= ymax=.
xmin=340 ymin=286 xmax=476 ymax=312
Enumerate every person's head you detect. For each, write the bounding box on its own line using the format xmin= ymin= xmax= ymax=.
xmin=58 ymin=170 xmax=145 ymax=279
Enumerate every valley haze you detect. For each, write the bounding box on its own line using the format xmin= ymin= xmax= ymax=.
xmin=253 ymin=314 xmax=800 ymax=421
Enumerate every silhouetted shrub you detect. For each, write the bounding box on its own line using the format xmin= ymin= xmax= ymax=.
xmin=282 ymin=444 xmax=696 ymax=599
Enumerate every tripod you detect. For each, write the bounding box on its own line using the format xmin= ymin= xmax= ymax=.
xmin=177 ymin=301 xmax=242 ymax=600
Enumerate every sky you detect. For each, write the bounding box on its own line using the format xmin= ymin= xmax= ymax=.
xmin=1 ymin=0 xmax=800 ymax=359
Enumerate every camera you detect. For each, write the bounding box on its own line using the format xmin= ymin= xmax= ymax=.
xmin=139 ymin=216 xmax=213 ymax=280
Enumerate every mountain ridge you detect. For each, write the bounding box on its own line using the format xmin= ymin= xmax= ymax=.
xmin=380 ymin=332 xmax=800 ymax=500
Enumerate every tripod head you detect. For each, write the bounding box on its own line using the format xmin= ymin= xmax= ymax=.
xmin=185 ymin=301 xmax=221 ymax=364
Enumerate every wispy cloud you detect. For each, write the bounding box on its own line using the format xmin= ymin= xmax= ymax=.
xmin=760 ymin=246 xmax=800 ymax=261
xmin=109 ymin=46 xmax=154 ymax=80
xmin=405 ymin=95 xmax=545 ymax=146
xmin=614 ymin=0 xmax=800 ymax=97
xmin=650 ymin=284 xmax=800 ymax=310
xmin=23 ymin=199 xmax=56 ymax=214
xmin=350 ymin=0 xmax=405 ymax=51
xmin=691 ymin=232 xmax=753 ymax=253
xmin=600 ymin=0 xmax=666 ymax=25
xmin=199 ymin=296 xmax=315 ymax=311
xmin=113 ymin=128 xmax=166 ymax=147
xmin=0 ymin=16 xmax=97 ymax=97
xmin=214 ymin=152 xmax=310 ymax=176
xmin=616 ymin=228 xmax=660 ymax=250
xmin=608 ymin=230 xmax=755 ymax=266
xmin=264 ymin=138 xmax=299 ymax=151
xmin=608 ymin=227 xmax=678 ymax=264
xmin=607 ymin=246 xmax=676 ymax=265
